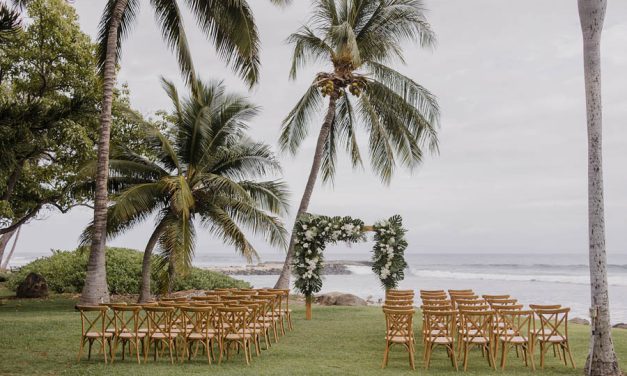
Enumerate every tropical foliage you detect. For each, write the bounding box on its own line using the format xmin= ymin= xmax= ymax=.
xmin=292 ymin=214 xmax=364 ymax=297
xmin=80 ymin=78 xmax=289 ymax=298
xmin=371 ymin=215 xmax=407 ymax=289
xmin=6 ymin=247 xmax=249 ymax=294
xmin=275 ymin=0 xmax=440 ymax=288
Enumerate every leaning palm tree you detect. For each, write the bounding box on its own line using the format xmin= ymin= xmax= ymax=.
xmin=81 ymin=78 xmax=289 ymax=302
xmin=83 ymin=0 xmax=291 ymax=304
xmin=577 ymin=0 xmax=621 ymax=374
xmin=273 ymin=0 xmax=440 ymax=288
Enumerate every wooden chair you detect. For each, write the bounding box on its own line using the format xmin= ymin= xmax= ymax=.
xmin=382 ymin=307 xmax=416 ymax=370
xmin=534 ymin=307 xmax=575 ymax=369
xmin=459 ymin=309 xmax=496 ymax=371
xmin=387 ymin=289 xmax=415 ymax=299
xmin=249 ymin=298 xmax=273 ymax=349
xmin=76 ymin=305 xmax=112 ymax=363
xmin=144 ymin=306 xmax=177 ymax=364
xmin=180 ymin=306 xmax=216 ymax=364
xmin=255 ymin=295 xmax=279 ymax=343
xmin=529 ymin=304 xmax=562 ymax=362
xmin=278 ymin=289 xmax=294 ymax=331
xmin=258 ymin=291 xmax=284 ymax=338
xmin=110 ymin=305 xmax=144 ymax=364
xmin=487 ymin=298 xmax=518 ymax=307
xmin=423 ymin=309 xmax=458 ymax=370
xmin=497 ymin=309 xmax=535 ymax=370
xmin=218 ymin=306 xmax=254 ymax=365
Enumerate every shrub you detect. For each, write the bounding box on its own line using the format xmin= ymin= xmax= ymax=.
xmin=7 ymin=247 xmax=249 ymax=294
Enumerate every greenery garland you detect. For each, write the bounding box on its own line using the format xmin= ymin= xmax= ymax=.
xmin=292 ymin=213 xmax=409 ymax=296
xmin=292 ymin=214 xmax=365 ymax=297
xmin=371 ymin=215 xmax=408 ymax=290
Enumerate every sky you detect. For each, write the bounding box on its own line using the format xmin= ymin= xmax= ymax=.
xmin=14 ymin=0 xmax=627 ymax=264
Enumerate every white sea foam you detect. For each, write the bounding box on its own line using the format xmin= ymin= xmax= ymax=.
xmin=409 ymin=268 xmax=627 ymax=287
xmin=345 ymin=265 xmax=372 ymax=275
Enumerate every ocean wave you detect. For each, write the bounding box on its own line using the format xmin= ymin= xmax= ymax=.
xmin=409 ymin=269 xmax=627 ymax=287
xmin=346 ymin=265 xmax=373 ymax=275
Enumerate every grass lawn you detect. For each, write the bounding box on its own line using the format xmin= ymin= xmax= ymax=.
xmin=0 ymin=295 xmax=625 ymax=376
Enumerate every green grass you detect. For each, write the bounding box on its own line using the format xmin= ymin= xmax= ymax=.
xmin=0 ymin=296 xmax=625 ymax=376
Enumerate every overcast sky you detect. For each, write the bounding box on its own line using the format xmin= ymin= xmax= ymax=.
xmin=15 ymin=0 xmax=627 ymax=263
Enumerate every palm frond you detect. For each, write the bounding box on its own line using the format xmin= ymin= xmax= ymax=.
xmin=287 ymin=26 xmax=334 ymax=79
xmin=0 ymin=3 xmax=20 ymax=43
xmin=238 ymin=180 xmax=290 ymax=216
xmin=279 ymin=82 xmax=323 ymax=154
xmin=150 ymin=0 xmax=196 ymax=87
xmin=156 ymin=212 xmax=196 ymax=290
xmin=199 ymin=205 xmax=258 ymax=263
xmin=223 ymin=199 xmax=289 ymax=250
xmin=357 ymin=93 xmax=395 ymax=184
xmin=183 ymin=0 xmax=260 ymax=87
xmin=210 ymin=141 xmax=282 ymax=181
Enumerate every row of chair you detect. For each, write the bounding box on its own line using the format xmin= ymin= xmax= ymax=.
xmin=76 ymin=288 xmax=292 ymax=365
xmin=381 ymin=289 xmax=575 ymax=371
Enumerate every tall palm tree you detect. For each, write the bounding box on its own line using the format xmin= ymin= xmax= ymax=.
xmin=273 ymin=0 xmax=440 ymax=288
xmin=81 ymin=78 xmax=289 ymax=302
xmin=83 ymin=0 xmax=291 ymax=304
xmin=0 ymin=3 xmax=20 ymax=43
xmin=577 ymin=0 xmax=621 ymax=374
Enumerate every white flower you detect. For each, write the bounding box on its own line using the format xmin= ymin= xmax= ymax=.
xmin=307 ymin=250 xmax=311 ymax=255
xmin=305 ymin=230 xmax=315 ymax=240
xmin=303 ymin=243 xmax=309 ymax=249
xmin=302 ymin=225 xmax=308 ymax=230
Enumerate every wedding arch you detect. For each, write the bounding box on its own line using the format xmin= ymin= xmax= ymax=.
xmin=291 ymin=213 xmax=408 ymax=319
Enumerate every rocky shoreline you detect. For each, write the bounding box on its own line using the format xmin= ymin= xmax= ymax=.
xmin=205 ymin=260 xmax=372 ymax=276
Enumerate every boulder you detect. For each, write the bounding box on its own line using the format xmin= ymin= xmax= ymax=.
xmin=316 ymin=292 xmax=367 ymax=306
xmin=16 ymin=272 xmax=48 ymax=298
xmin=569 ymin=317 xmax=590 ymax=326
xmin=613 ymin=323 xmax=627 ymax=330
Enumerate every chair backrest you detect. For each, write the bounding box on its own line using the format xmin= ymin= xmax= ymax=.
xmin=497 ymin=309 xmax=533 ymax=341
xmin=482 ymin=294 xmax=510 ymax=300
xmin=191 ymin=295 xmax=219 ymax=301
xmin=455 ymin=298 xmax=486 ymax=309
xmin=383 ymin=307 xmax=414 ymax=342
xmin=180 ymin=306 xmax=213 ymax=337
xmin=77 ymin=305 xmax=109 ymax=336
xmin=448 ymin=289 xmax=474 ymax=294
xmin=459 ymin=309 xmax=494 ymax=342
xmin=219 ymin=307 xmax=252 ymax=336
xmin=112 ymin=305 xmax=141 ymax=335
xmin=491 ymin=303 xmax=523 ymax=312
xmin=423 ymin=309 xmax=456 ymax=340
xmin=420 ymin=289 xmax=445 ymax=294
xmin=487 ymin=298 xmax=518 ymax=307
xmin=421 ymin=299 xmax=452 ymax=307
xmin=387 ymin=289 xmax=415 ymax=298
xmin=144 ymin=306 xmax=175 ymax=337
xmin=535 ymin=307 xmax=570 ymax=340
xmin=205 ymin=290 xmax=231 ymax=297
xmin=529 ymin=304 xmax=562 ymax=310
xmin=420 ymin=305 xmax=453 ymax=312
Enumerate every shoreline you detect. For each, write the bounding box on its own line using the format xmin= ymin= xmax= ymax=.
xmin=204 ymin=260 xmax=372 ymax=276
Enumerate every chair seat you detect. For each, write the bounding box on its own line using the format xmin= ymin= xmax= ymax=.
xmin=149 ymin=333 xmax=178 ymax=339
xmin=499 ymin=335 xmax=528 ymax=344
xmin=118 ymin=332 xmax=147 ymax=339
xmin=386 ymin=335 xmax=412 ymax=343
xmin=464 ymin=337 xmax=489 ymax=344
xmin=427 ymin=336 xmax=453 ymax=344
xmin=187 ymin=332 xmax=215 ymax=340
xmin=225 ymin=333 xmax=253 ymax=340
xmin=538 ymin=335 xmax=566 ymax=343
xmin=85 ymin=332 xmax=114 ymax=339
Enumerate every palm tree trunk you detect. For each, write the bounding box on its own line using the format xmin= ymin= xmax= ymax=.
xmin=274 ymin=94 xmax=337 ymax=289
xmin=0 ymin=225 xmax=20 ymax=271
xmin=0 ymin=228 xmax=16 ymax=265
xmin=137 ymin=223 xmax=165 ymax=303
xmin=578 ymin=1 xmax=620 ymax=375
xmin=80 ymin=0 xmax=129 ymax=305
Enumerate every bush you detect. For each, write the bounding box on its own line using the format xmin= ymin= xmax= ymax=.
xmin=6 ymin=247 xmax=249 ymax=294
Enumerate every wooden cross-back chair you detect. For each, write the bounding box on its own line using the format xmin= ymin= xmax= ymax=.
xmin=110 ymin=305 xmax=144 ymax=364
xmin=257 ymin=291 xmax=284 ymax=339
xmin=385 ymin=296 xmax=414 ymax=306
xmin=458 ymin=309 xmax=496 ymax=371
xmin=496 ymin=309 xmax=535 ymax=370
xmin=382 ymin=307 xmax=416 ymax=370
xmin=218 ymin=306 xmax=254 ymax=365
xmin=277 ymin=289 xmax=294 ymax=331
xmin=253 ymin=296 xmax=278 ymax=345
xmin=77 ymin=305 xmax=112 ymax=363
xmin=144 ymin=306 xmax=177 ymax=364
xmin=534 ymin=307 xmax=575 ymax=369
xmin=529 ymin=304 xmax=562 ymax=362
xmin=180 ymin=306 xmax=216 ymax=364
xmin=244 ymin=299 xmax=272 ymax=350
xmin=423 ymin=309 xmax=458 ymax=370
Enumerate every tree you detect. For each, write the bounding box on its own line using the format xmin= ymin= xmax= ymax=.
xmin=0 ymin=0 xmax=149 ymax=261
xmin=577 ymin=0 xmax=621 ymax=375
xmin=274 ymin=0 xmax=440 ymax=288
xmin=80 ymin=78 xmax=289 ymax=302
xmin=83 ymin=0 xmax=291 ymax=305
xmin=0 ymin=3 xmax=20 ymax=43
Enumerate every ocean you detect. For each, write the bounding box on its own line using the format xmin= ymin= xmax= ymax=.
xmin=11 ymin=249 xmax=627 ymax=324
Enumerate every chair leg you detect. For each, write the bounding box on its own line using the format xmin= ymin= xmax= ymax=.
xmin=77 ymin=338 xmax=85 ymax=362
xmin=424 ymin=343 xmax=432 ymax=369
xmin=381 ymin=342 xmax=390 ymax=368
xmin=463 ymin=342 xmax=470 ymax=371
xmin=409 ymin=343 xmax=416 ymax=370
xmin=501 ymin=342 xmax=507 ymax=370
xmin=540 ymin=342 xmax=546 ymax=369
xmin=565 ymin=343 xmax=576 ymax=368
xmin=451 ymin=345 xmax=459 ymax=371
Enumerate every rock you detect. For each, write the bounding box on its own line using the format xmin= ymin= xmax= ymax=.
xmin=16 ymin=272 xmax=48 ymax=298
xmin=613 ymin=323 xmax=627 ymax=329
xmin=316 ymin=292 xmax=367 ymax=306
xmin=569 ymin=317 xmax=590 ymax=326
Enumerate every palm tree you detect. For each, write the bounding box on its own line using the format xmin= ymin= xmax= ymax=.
xmin=0 ymin=3 xmax=20 ymax=43
xmin=82 ymin=0 xmax=291 ymax=304
xmin=81 ymin=78 xmax=289 ymax=302
xmin=273 ymin=0 xmax=440 ymax=289
xmin=577 ymin=0 xmax=621 ymax=374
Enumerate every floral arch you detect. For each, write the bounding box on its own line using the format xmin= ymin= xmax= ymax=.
xmin=291 ymin=214 xmax=408 ymax=319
